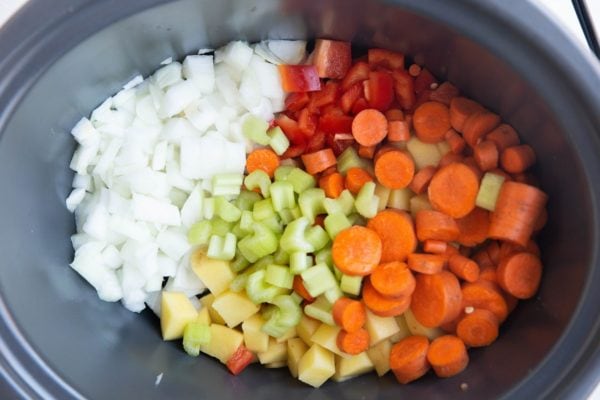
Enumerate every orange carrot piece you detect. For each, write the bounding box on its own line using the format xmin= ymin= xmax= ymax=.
xmin=427 ymin=335 xmax=469 ymax=378
xmin=332 ymin=226 xmax=382 ymax=276
xmin=500 ymin=144 xmax=536 ymax=174
xmin=319 ymin=172 xmax=344 ymax=198
xmin=474 ymin=140 xmax=499 ymax=172
xmin=388 ymin=120 xmax=411 ymax=142
xmin=368 ymin=48 xmax=405 ymax=70
xmin=390 ymin=335 xmax=430 ymax=384
xmin=449 ymin=97 xmax=485 ymax=132
xmin=413 ymin=101 xmax=451 ymax=143
xmin=496 ymin=252 xmax=542 ymax=299
xmin=462 ymin=111 xmax=501 ymax=147
xmin=246 ymin=148 xmax=280 ymax=177
xmin=455 ymin=207 xmax=490 ymax=247
xmin=461 ymin=280 xmax=509 ymax=322
xmin=525 ymin=239 xmax=541 ymax=257
xmin=293 ymin=275 xmax=315 ymax=302
xmin=362 ymin=279 xmax=411 ymax=317
xmin=407 ymin=253 xmax=447 ymax=275
xmin=337 ymin=328 xmax=370 ymax=355
xmin=486 ymin=241 xmax=501 ymax=264
xmin=385 ymin=108 xmax=405 ymax=121
xmin=445 ymin=128 xmax=466 ymax=154
xmin=409 ymin=166 xmax=437 ymax=194
xmin=352 ymin=108 xmax=388 ymax=146
xmin=332 ymin=297 xmax=367 ymax=333
xmin=367 ymin=210 xmax=417 ymax=262
xmin=345 ymin=167 xmax=374 ymax=194
xmin=428 ymin=163 xmax=479 ymax=218
xmin=533 ymin=208 xmax=547 ymax=233
xmin=411 ymin=271 xmax=462 ymax=327
xmin=479 ymin=265 xmax=497 ymax=283
xmin=301 ymin=148 xmax=337 ymax=175
xmin=439 ymin=152 xmax=464 ymax=168
xmin=456 ymin=309 xmax=499 ymax=347
xmin=415 ymin=209 xmax=460 ymax=242
xmin=488 ymin=167 xmax=512 ymax=181
xmin=312 ymin=39 xmax=352 ymax=79
xmin=429 ymin=82 xmax=460 ymax=106
xmin=462 ymin=156 xmax=483 ymax=181
xmin=424 ymin=240 xmax=448 ymax=254
xmin=486 ymin=124 xmax=520 ymax=152
xmin=444 ymin=244 xmax=460 ymax=257
xmin=373 ymin=144 xmax=396 ymax=163
xmin=358 ymin=145 xmax=376 ymax=159
xmin=370 ymin=261 xmax=416 ymax=298
xmin=408 ymin=64 xmax=422 ymax=77
xmin=374 ymin=150 xmax=415 ymax=189
xmin=471 ymin=249 xmax=493 ymax=270
xmin=448 ymin=254 xmax=480 ymax=283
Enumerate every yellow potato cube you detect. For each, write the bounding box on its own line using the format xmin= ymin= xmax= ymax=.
xmin=297 ymin=315 xmax=320 ymax=346
xmin=366 ymin=339 xmax=392 ymax=376
xmin=160 ymin=291 xmax=199 ymax=341
xmin=406 ymin=136 xmax=443 ymax=169
xmin=211 ymin=291 xmax=259 ymax=328
xmin=287 ymin=337 xmax=309 ymax=378
xmin=199 ymin=293 xmax=226 ymax=325
xmin=242 ymin=314 xmax=269 ymax=353
xmin=389 ymin=314 xmax=411 ymax=343
xmin=265 ymin=361 xmax=287 ymax=368
xmin=404 ymin=308 xmax=443 ymax=340
xmin=276 ymin=327 xmax=298 ymax=343
xmin=191 ymin=248 xmax=235 ymax=296
xmin=199 ymin=324 xmax=244 ymax=364
xmin=258 ymin=338 xmax=287 ymax=365
xmin=298 ymin=344 xmax=335 ymax=388
xmin=310 ymin=324 xmax=351 ymax=359
xmin=196 ymin=307 xmax=211 ymax=325
xmin=365 ymin=310 xmax=400 ymax=346
xmin=333 ymin=352 xmax=374 ymax=382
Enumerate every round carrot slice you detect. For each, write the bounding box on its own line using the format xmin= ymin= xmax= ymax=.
xmin=411 ymin=271 xmax=462 ymax=328
xmin=415 ymin=209 xmax=460 ymax=242
xmin=448 ymin=254 xmax=480 ymax=283
xmin=337 ymin=328 xmax=370 ymax=355
xmin=427 ymin=335 xmax=469 ymax=378
xmin=370 ymin=261 xmax=416 ymax=298
xmin=332 ymin=226 xmax=382 ymax=276
xmin=449 ymin=97 xmax=484 ymax=132
xmin=462 ymin=111 xmax=501 ymax=147
xmin=428 ymin=163 xmax=479 ymax=218
xmin=332 ymin=297 xmax=366 ymax=333
xmin=496 ymin=252 xmax=542 ymax=299
xmin=413 ymin=101 xmax=451 ymax=143
xmin=374 ymin=150 xmax=415 ymax=189
xmin=352 ymin=108 xmax=388 ymax=146
xmin=461 ymin=280 xmax=509 ymax=322
xmin=407 ymin=253 xmax=447 ymax=275
xmin=246 ymin=148 xmax=280 ymax=178
xmin=389 ymin=335 xmax=431 ymax=384
xmin=362 ymin=279 xmax=411 ymax=317
xmin=345 ymin=167 xmax=373 ymax=194
xmin=455 ymin=207 xmax=490 ymax=247
xmin=456 ymin=308 xmax=499 ymax=347
xmin=367 ymin=210 xmax=417 ymax=263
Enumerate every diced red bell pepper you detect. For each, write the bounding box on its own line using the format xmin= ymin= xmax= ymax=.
xmin=226 ymin=345 xmax=254 ymax=376
xmin=312 ymin=39 xmax=352 ymax=79
xmin=392 ymin=69 xmax=416 ymax=111
xmin=298 ymin=108 xmax=318 ymax=136
xmin=318 ymin=114 xmax=354 ymax=134
xmin=363 ymin=80 xmax=370 ymax=102
xmin=284 ymin=92 xmax=310 ymax=112
xmin=429 ymin=81 xmax=460 ymax=105
xmin=339 ymin=83 xmax=363 ymax=114
xmin=281 ymin=144 xmax=307 ymax=159
xmin=320 ymin=104 xmax=345 ymax=116
xmin=309 ymin=80 xmax=340 ymax=110
xmin=414 ymin=68 xmax=437 ymax=96
xmin=278 ymin=65 xmax=322 ymax=92
xmin=341 ymin=61 xmax=370 ymax=90
xmin=306 ymin=130 xmax=326 ymax=153
xmin=368 ymin=70 xmax=394 ymax=111
xmin=352 ymin=97 xmax=369 ymax=115
xmin=368 ymin=48 xmax=405 ymax=70
xmin=326 ymin=133 xmax=356 ymax=156
xmin=275 ymin=114 xmax=307 ymax=146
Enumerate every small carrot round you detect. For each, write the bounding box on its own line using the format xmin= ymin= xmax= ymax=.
xmin=367 ymin=210 xmax=417 ymax=263
xmin=429 ymin=82 xmax=460 ymax=106
xmin=332 ymin=297 xmax=367 ymax=333
xmin=293 ymin=275 xmax=315 ymax=302
xmin=409 ymin=165 xmax=437 ymax=194
xmin=428 ymin=163 xmax=479 ymax=218
xmin=438 ymin=152 xmax=464 ymax=168
xmin=411 ymin=271 xmax=462 ymax=327
xmin=301 ymin=148 xmax=337 ymax=175
xmin=461 ymin=280 xmax=509 ymax=322
xmin=445 ymin=128 xmax=466 ymax=154
xmin=373 ymin=145 xmax=397 ymax=163
xmin=388 ymin=120 xmax=411 ymax=142
xmin=374 ymin=150 xmax=415 ymax=190
xmin=362 ymin=279 xmax=411 ymax=317
xmin=455 ymin=207 xmax=490 ymax=247
xmin=479 ymin=265 xmax=497 ymax=283
xmin=462 ymin=156 xmax=483 ymax=181
xmin=456 ymin=309 xmax=499 ymax=347
xmin=448 ymin=254 xmax=480 ymax=283
xmin=352 ymin=108 xmax=388 ymax=146
xmin=358 ymin=145 xmax=376 ymax=159
xmin=496 ymin=252 xmax=542 ymax=299
xmin=444 ymin=244 xmax=460 ymax=257
xmin=337 ymin=328 xmax=370 ymax=355
xmin=408 ymin=64 xmax=422 ymax=77
xmin=415 ymin=209 xmax=460 ymax=242
xmin=332 ymin=226 xmax=382 ymax=276
xmin=319 ymin=171 xmax=344 ymax=198
xmin=345 ymin=167 xmax=373 ymax=194
xmin=500 ymin=144 xmax=536 ymax=174
xmin=462 ymin=111 xmax=501 ymax=147
xmin=485 ymin=241 xmax=501 ymax=264
xmin=389 ymin=335 xmax=430 ymax=384
xmin=246 ymin=148 xmax=280 ymax=177
xmin=413 ymin=101 xmax=451 ymax=143
xmin=385 ymin=108 xmax=405 ymax=121
xmin=427 ymin=335 xmax=469 ymax=378
xmin=486 ymin=123 xmax=520 ymax=152
xmin=449 ymin=97 xmax=484 ymax=132
xmin=474 ymin=140 xmax=499 ymax=172
xmin=407 ymin=253 xmax=447 ymax=275
xmin=424 ymin=239 xmax=448 ymax=254
xmin=370 ymin=261 xmax=416 ymax=298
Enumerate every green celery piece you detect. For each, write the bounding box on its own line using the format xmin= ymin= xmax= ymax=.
xmin=476 ymin=172 xmax=506 ymax=211
xmin=253 ymin=255 xmax=275 ymax=271
xmin=268 ymin=126 xmax=290 ymax=156
xmin=324 ymin=212 xmax=352 ymax=239
xmin=235 ymin=190 xmax=262 ymax=211
xmin=305 ymin=225 xmax=330 ymax=252
xmin=289 ymin=252 xmax=312 ymax=275
xmin=230 ymin=272 xmax=249 ymax=292
xmin=348 ymin=213 xmax=366 ymax=226
xmin=261 ymin=294 xmax=302 ymax=338
xmin=337 ymin=147 xmax=370 ymax=175
xmin=340 ymin=274 xmax=363 ymax=296
xmin=273 ymin=247 xmax=290 ymax=265
xmin=277 ymin=208 xmax=296 ymax=225
xmin=269 ymin=181 xmax=296 ymax=212
xmin=207 ymin=233 xmax=236 ymax=261
xmin=287 ymin=168 xmax=316 ymax=194
xmin=237 ymin=223 xmax=278 ymax=263
xmin=231 ymin=253 xmax=251 ymax=272
xmin=298 ymin=188 xmax=326 ymax=223
xmin=301 ymin=263 xmax=337 ymax=297
xmin=242 ymin=114 xmax=271 ymax=145
xmin=274 ymin=165 xmax=295 ymax=182
xmin=324 ymin=285 xmax=343 ymax=304
xmin=280 ymin=217 xmax=315 ymax=253
xmin=244 ymin=170 xmax=271 ymax=198
xmin=246 ymin=270 xmax=288 ymax=304
xmin=265 ymin=264 xmax=294 ymax=289
xmin=314 ymin=247 xmax=333 ymax=268
xmin=212 ymin=173 xmax=243 ymax=196
xmin=290 ymin=291 xmax=303 ymax=305
xmin=261 ymin=215 xmax=283 ymax=235
xmin=203 ymin=197 xmax=215 ymax=220
xmin=210 ymin=217 xmax=234 ymax=236
xmin=187 ymin=220 xmax=212 ymax=245
xmin=304 ymin=296 xmax=334 ymax=326
xmin=183 ymin=322 xmax=211 ymax=356
xmin=355 ymin=181 xmax=379 ymax=218
xmin=374 ymin=184 xmax=391 ymax=211
xmin=253 ymin=198 xmax=276 ymax=221
xmin=337 ymin=190 xmax=355 ymax=215
xmin=214 ymin=196 xmax=242 ymax=222
xmin=239 ymin=210 xmax=255 ymax=235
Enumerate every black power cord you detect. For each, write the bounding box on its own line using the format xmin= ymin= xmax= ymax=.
xmin=572 ymin=0 xmax=600 ymax=58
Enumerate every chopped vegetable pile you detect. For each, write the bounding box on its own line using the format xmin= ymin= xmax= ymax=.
xmin=67 ymin=38 xmax=548 ymax=388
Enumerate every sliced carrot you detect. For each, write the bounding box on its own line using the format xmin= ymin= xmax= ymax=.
xmin=427 ymin=335 xmax=469 ymax=378
xmin=500 ymin=144 xmax=536 ymax=174
xmin=332 ymin=226 xmax=382 ymax=276
xmin=449 ymin=97 xmax=485 ymax=132
xmin=443 ymin=244 xmax=460 ymax=257
xmin=479 ymin=265 xmax=497 ymax=283
xmin=512 ymin=172 xmax=539 ymax=187
xmin=385 ymin=108 xmax=405 ymax=121
xmin=411 ymin=271 xmax=462 ymax=327
xmin=415 ymin=209 xmax=460 ymax=242
xmin=362 ymin=279 xmax=411 ymax=317
xmin=319 ymin=172 xmax=344 ymax=198
xmin=474 ymin=140 xmax=499 ymax=172
xmin=368 ymin=48 xmax=405 ymax=70
xmin=337 ymin=328 xmax=370 ymax=355
xmin=445 ymin=128 xmax=466 ymax=154
xmin=525 ymin=239 xmax=541 ymax=257
xmin=456 ymin=309 xmax=499 ymax=347
xmin=301 ymin=148 xmax=337 ymax=175
xmin=373 ymin=144 xmax=397 ymax=163
xmin=374 ymin=150 xmax=415 ymax=189
xmin=408 ymin=64 xmax=422 ymax=77
xmin=496 ymin=252 xmax=542 ymax=299
xmin=428 ymin=163 xmax=479 ymax=218
xmin=409 ymin=166 xmax=437 ymax=194
xmin=413 ymin=101 xmax=451 ymax=143
xmin=246 ymin=148 xmax=280 ymax=178
xmin=533 ymin=208 xmax=547 ymax=232
xmin=448 ymin=254 xmax=480 ymax=283
xmin=461 ymin=280 xmax=509 ymax=322
xmin=488 ymin=167 xmax=512 ymax=182
xmin=462 ymin=111 xmax=501 ymax=147
xmin=352 ymin=108 xmax=388 ymax=146
xmin=471 ymin=249 xmax=493 ymax=270
xmin=459 ymin=246 xmax=472 ymax=258
xmin=462 ymin=156 xmax=483 ymax=181
xmin=390 ymin=335 xmax=430 ymax=384
xmin=438 ymin=152 xmax=464 ymax=168
xmin=358 ymin=145 xmax=376 ymax=159
xmin=293 ymin=275 xmax=315 ymax=302
xmin=388 ymin=120 xmax=411 ymax=142
xmin=367 ymin=210 xmax=417 ymax=262
xmin=455 ymin=207 xmax=490 ymax=247
xmin=370 ymin=261 xmax=416 ymax=298
xmin=486 ymin=241 xmax=501 ymax=264
xmin=429 ymin=82 xmax=460 ymax=106
xmin=414 ymin=69 xmax=437 ymax=96
xmin=407 ymin=253 xmax=447 ymax=275
xmin=345 ymin=167 xmax=374 ymax=194
xmin=312 ymin=39 xmax=352 ymax=79
xmin=486 ymin=123 xmax=520 ymax=152
xmin=424 ymin=240 xmax=448 ymax=254
xmin=332 ymin=297 xmax=367 ymax=333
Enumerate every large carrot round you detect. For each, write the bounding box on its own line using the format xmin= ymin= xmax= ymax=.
xmin=362 ymin=279 xmax=411 ymax=317
xmin=462 ymin=111 xmax=501 ymax=147
xmin=449 ymin=97 xmax=484 ymax=132
xmin=424 ymin=239 xmax=448 ymax=254
xmin=479 ymin=265 xmax=497 ymax=283
xmin=389 ymin=335 xmax=431 ymax=384
xmin=319 ymin=171 xmax=344 ymax=198
xmin=411 ymin=271 xmax=462 ymax=328
xmin=246 ymin=148 xmax=280 ymax=177
xmin=301 ymin=148 xmax=337 ymax=175
xmin=474 ymin=140 xmax=499 ymax=172
xmin=486 ymin=123 xmax=520 ymax=152
xmin=456 ymin=309 xmax=499 ymax=347
xmin=426 ymin=335 xmax=469 ymax=378
xmin=461 ymin=280 xmax=509 ymax=322
xmin=332 ymin=226 xmax=382 ymax=276
xmin=500 ymin=144 xmax=536 ymax=174
xmin=337 ymin=328 xmax=370 ymax=355
xmin=407 ymin=253 xmax=447 ymax=275
xmin=388 ymin=120 xmax=411 ymax=142
xmin=448 ymin=254 xmax=480 ymax=283
xmin=374 ymin=150 xmax=415 ymax=189
xmin=370 ymin=261 xmax=416 ymax=298
xmin=428 ymin=163 xmax=479 ymax=218
xmin=409 ymin=165 xmax=437 ymax=194
xmin=332 ymin=297 xmax=366 ymax=333
xmin=455 ymin=207 xmax=490 ymax=247
xmin=352 ymin=108 xmax=388 ymax=146
xmin=438 ymin=152 xmax=464 ymax=168
xmin=415 ymin=209 xmax=460 ymax=242
xmin=367 ymin=210 xmax=417 ymax=262
xmin=445 ymin=128 xmax=466 ymax=154
xmin=413 ymin=101 xmax=451 ymax=143
xmin=496 ymin=252 xmax=542 ymax=299
xmin=345 ymin=167 xmax=373 ymax=194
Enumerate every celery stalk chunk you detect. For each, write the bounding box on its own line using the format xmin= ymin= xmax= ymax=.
xmin=274 ymin=165 xmax=295 ymax=182
xmin=280 ymin=217 xmax=315 ymax=253
xmin=355 ymin=182 xmax=379 ymax=218
xmin=287 ymin=168 xmax=317 ymax=194
xmin=244 ymin=170 xmax=271 ymax=198
xmin=243 ymin=114 xmax=271 ymax=145
xmin=298 ymin=188 xmax=326 ymax=223
xmin=476 ymin=172 xmax=506 ymax=211
xmin=212 ymin=173 xmax=243 ymax=196
xmin=265 ymin=264 xmax=294 ymax=289
xmin=289 ymin=252 xmax=313 ymax=274
xmin=304 ymin=296 xmax=334 ymax=325
xmin=337 ymin=147 xmax=370 ymax=174
xmin=268 ymin=126 xmax=290 ymax=156
xmin=340 ymin=275 xmax=363 ymax=296
xmin=324 ymin=212 xmax=351 ymax=239
xmin=305 ymin=225 xmax=330 ymax=252
xmin=183 ymin=322 xmax=211 ymax=356
xmin=207 ymin=233 xmax=237 ymax=261
xmin=269 ymin=181 xmax=296 ymax=212
xmin=261 ymin=294 xmax=302 ymax=338
xmin=237 ymin=223 xmax=278 ymax=263
xmin=214 ymin=196 xmax=242 ymax=222
xmin=301 ymin=263 xmax=338 ymax=297
xmin=188 ymin=220 xmax=212 ymax=245
xmin=246 ymin=270 xmax=288 ymax=304
xmin=235 ymin=190 xmax=262 ymax=211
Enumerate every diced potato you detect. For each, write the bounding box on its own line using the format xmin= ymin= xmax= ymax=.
xmin=297 ymin=315 xmax=321 ymax=346
xmin=160 ymin=291 xmax=199 ymax=340
xmin=199 ymin=293 xmax=226 ymax=325
xmin=199 ymin=324 xmax=244 ymax=364
xmin=197 ymin=307 xmax=211 ymax=325
xmin=191 ymin=248 xmax=235 ymax=296
xmin=333 ymin=352 xmax=374 ymax=382
xmin=298 ymin=344 xmax=336 ymax=388
xmin=276 ymin=327 xmax=298 ymax=343
xmin=404 ymin=308 xmax=443 ymax=340
xmin=436 ymin=140 xmax=451 ymax=155
xmin=389 ymin=315 xmax=412 ymax=343
xmin=310 ymin=323 xmax=351 ymax=359
xmin=388 ymin=188 xmax=414 ymax=211
xmin=242 ymin=314 xmax=270 ymax=353
xmin=365 ymin=310 xmax=400 ymax=346
xmin=265 ymin=361 xmax=287 ymax=368
xmin=212 ymin=291 xmax=259 ymax=328
xmin=287 ymin=337 xmax=309 ymax=378
xmin=410 ymin=194 xmax=432 ymax=218
xmin=406 ymin=136 xmax=442 ymax=169
xmin=258 ymin=338 xmax=287 ymax=364
xmin=366 ymin=340 xmax=392 ymax=376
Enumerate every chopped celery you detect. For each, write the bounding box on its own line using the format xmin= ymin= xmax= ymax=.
xmin=265 ymin=264 xmax=294 ymax=289
xmin=298 ymin=188 xmax=326 ymax=223
xmin=277 ymin=208 xmax=296 ymax=225
xmin=274 ymin=165 xmax=295 ymax=182
xmin=237 ymin=223 xmax=278 ymax=262
xmin=246 ymin=270 xmax=288 ymax=304
xmin=406 ymin=136 xmax=442 ymax=169
xmin=347 ymin=213 xmax=366 ymax=226
xmin=304 ymin=296 xmax=335 ymax=325
xmin=183 ymin=321 xmax=211 ymax=356
xmin=355 ymin=182 xmax=379 ymax=218
xmin=287 ymin=168 xmax=316 ymax=194
xmin=188 ymin=220 xmax=212 ymax=245
xmin=230 ymin=272 xmax=249 ymax=292
xmin=337 ymin=147 xmax=370 ymax=175
xmin=314 ymin=247 xmax=333 ymax=268
xmin=289 ymin=252 xmax=312 ymax=274
xmin=324 ymin=212 xmax=352 ymax=239
xmin=301 ymin=263 xmax=338 ymax=297
xmin=332 ymin=266 xmax=343 ymax=281
xmin=388 ymin=188 xmax=413 ymax=210
xmin=214 ymin=196 xmax=242 ymax=222
xmin=231 ymin=253 xmax=251 ymax=272
xmin=337 ymin=190 xmax=355 ymax=215
xmin=305 ymin=225 xmax=330 ymax=252
xmin=261 ymin=215 xmax=283 ymax=235
xmin=269 ymin=181 xmax=296 ymax=212
xmin=253 ymin=255 xmax=276 ymax=270
xmin=207 ymin=233 xmax=237 ymax=261
xmin=290 ymin=292 xmax=303 ymax=305
xmin=268 ymin=126 xmax=290 ymax=156
xmin=210 ymin=217 xmax=234 ymax=236
xmin=253 ymin=198 xmax=276 ymax=221
xmin=340 ymin=274 xmax=363 ymax=296
xmin=324 ymin=285 xmax=343 ymax=304
xmin=239 ymin=210 xmax=255 ymax=234
xmin=261 ymin=294 xmax=302 ymax=338
xmin=231 ymin=222 xmax=244 ymax=238
xmin=323 ymin=197 xmax=343 ymax=215
xmin=242 ymin=114 xmax=271 ymax=145
xmin=235 ymin=190 xmax=262 ymax=211
xmin=280 ymin=217 xmax=315 ymax=253
xmin=212 ymin=173 xmax=244 ymax=196
xmin=374 ymin=184 xmax=391 ymax=211
xmin=273 ymin=247 xmax=290 ymax=265
xmin=476 ymin=172 xmax=506 ymax=211
xmin=244 ymin=170 xmax=271 ymax=198
xmin=289 ymin=206 xmax=302 ymax=219
xmin=203 ymin=197 xmax=215 ymax=219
